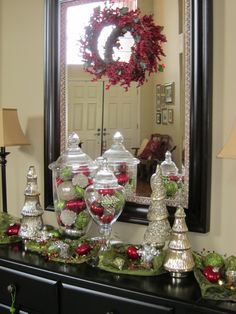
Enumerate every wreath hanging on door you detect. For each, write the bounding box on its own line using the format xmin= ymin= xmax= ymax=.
xmin=80 ymin=5 xmax=166 ymax=90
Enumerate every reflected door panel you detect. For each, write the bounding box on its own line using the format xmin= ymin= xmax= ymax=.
xmin=68 ymin=80 xmax=140 ymax=157
xmin=68 ymin=80 xmax=103 ymax=158
xmin=104 ymin=83 xmax=140 ymax=152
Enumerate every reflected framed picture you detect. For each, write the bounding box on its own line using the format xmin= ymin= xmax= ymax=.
xmin=156 ymin=111 xmax=161 ymax=124
xmin=164 ymin=82 xmax=175 ymax=104
xmin=162 ymin=108 xmax=168 ymax=125
xmin=168 ymin=109 xmax=174 ymax=123
xmin=156 ymin=84 xmax=161 ymax=109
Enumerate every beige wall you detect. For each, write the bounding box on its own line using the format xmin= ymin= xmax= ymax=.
xmin=1 ymin=0 xmax=236 ymax=255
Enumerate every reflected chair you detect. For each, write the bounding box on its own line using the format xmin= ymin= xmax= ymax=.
xmin=132 ymin=134 xmax=175 ymax=182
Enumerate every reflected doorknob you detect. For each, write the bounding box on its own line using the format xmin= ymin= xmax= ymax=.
xmin=103 ymin=128 xmax=110 ymax=136
xmin=94 ymin=128 xmax=101 ymax=136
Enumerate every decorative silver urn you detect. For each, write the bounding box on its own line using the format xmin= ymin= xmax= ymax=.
xmin=19 ymin=166 xmax=44 ymax=239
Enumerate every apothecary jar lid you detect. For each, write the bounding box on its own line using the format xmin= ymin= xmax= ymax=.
xmin=93 ymin=159 xmax=119 ymax=189
xmin=49 ymin=132 xmax=97 ymax=172
xmin=103 ymin=131 xmax=139 ymax=166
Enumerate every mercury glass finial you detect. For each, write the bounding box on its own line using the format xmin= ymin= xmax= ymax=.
xmin=113 ymin=131 xmax=124 ymax=144
xmin=68 ymin=132 xmax=80 ymax=149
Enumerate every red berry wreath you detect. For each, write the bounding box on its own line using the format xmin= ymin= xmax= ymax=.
xmin=80 ymin=5 xmax=166 ymax=90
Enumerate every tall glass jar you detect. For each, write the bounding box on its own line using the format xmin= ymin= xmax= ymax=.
xmin=102 ymin=131 xmax=139 ymax=197
xmin=85 ymin=159 xmax=125 ymax=251
xmin=49 ymin=132 xmax=97 ymax=237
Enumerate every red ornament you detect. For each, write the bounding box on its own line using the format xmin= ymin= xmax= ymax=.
xmin=87 ymin=178 xmax=93 ymax=187
xmin=127 ymin=246 xmax=139 ymax=260
xmin=78 ymin=166 xmax=90 ymax=177
xmin=98 ymin=188 xmax=115 ymax=196
xmin=56 ymin=176 xmax=63 ymax=186
xmin=91 ymin=202 xmax=104 ymax=217
xmin=100 ymin=214 xmax=114 ymax=224
xmin=118 ymin=163 xmax=128 ymax=173
xmin=66 ymin=199 xmax=86 ymax=213
xmin=203 ymin=266 xmax=220 ymax=283
xmin=117 ymin=173 xmax=130 ymax=185
xmin=168 ymin=175 xmax=180 ymax=182
xmin=6 ymin=223 xmax=21 ymax=236
xmin=75 ymin=243 xmax=91 ymax=255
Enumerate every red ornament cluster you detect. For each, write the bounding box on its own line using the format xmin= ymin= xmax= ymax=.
xmin=80 ymin=5 xmax=166 ymax=90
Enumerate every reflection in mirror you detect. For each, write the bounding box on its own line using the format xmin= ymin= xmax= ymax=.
xmin=60 ymin=0 xmax=187 ymax=207
xmin=44 ymin=0 xmax=213 ymax=233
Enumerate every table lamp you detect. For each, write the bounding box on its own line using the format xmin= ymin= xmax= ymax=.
xmin=218 ymin=121 xmax=236 ymax=159
xmin=0 ymin=108 xmax=29 ymax=212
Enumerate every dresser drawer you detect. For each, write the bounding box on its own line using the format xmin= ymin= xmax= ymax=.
xmin=61 ymin=283 xmax=174 ymax=314
xmin=0 ymin=266 xmax=58 ymax=314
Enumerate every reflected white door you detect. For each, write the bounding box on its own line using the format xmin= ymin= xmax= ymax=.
xmin=103 ymin=83 xmax=140 ymax=153
xmin=68 ymin=80 xmax=140 ymax=158
xmin=68 ymin=80 xmax=103 ymax=158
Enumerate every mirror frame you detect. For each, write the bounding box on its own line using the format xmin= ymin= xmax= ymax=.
xmin=44 ymin=0 xmax=213 ymax=233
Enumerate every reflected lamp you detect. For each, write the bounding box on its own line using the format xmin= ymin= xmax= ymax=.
xmin=218 ymin=121 xmax=236 ymax=159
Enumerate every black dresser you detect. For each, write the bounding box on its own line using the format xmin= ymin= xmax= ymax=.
xmin=0 ymin=244 xmax=236 ymax=314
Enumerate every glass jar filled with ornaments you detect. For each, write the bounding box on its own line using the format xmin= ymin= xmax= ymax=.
xmin=49 ymin=132 xmax=97 ymax=237
xmin=102 ymin=131 xmax=139 ymax=197
xmin=85 ymin=159 xmax=125 ymax=251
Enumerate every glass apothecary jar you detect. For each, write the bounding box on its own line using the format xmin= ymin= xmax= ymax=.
xmin=49 ymin=132 xmax=97 ymax=237
xmin=102 ymin=131 xmax=139 ymax=197
xmin=160 ymin=150 xmax=182 ymax=197
xmin=85 ymin=159 xmax=125 ymax=251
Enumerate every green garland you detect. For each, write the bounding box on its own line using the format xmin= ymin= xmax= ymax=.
xmin=0 ymin=213 xmax=21 ymax=245
xmin=193 ymin=251 xmax=236 ymax=302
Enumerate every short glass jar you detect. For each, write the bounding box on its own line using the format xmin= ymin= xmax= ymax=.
xmin=102 ymin=131 xmax=139 ymax=197
xmin=49 ymin=132 xmax=97 ymax=237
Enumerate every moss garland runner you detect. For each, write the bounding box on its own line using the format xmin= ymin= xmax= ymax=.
xmin=193 ymin=251 xmax=236 ymax=302
xmin=98 ymin=244 xmax=166 ymax=276
xmin=0 ymin=212 xmax=21 ymax=245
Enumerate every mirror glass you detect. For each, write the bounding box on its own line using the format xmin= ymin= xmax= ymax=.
xmin=44 ymin=0 xmax=213 ymax=233
xmin=59 ymin=0 xmax=188 ymax=208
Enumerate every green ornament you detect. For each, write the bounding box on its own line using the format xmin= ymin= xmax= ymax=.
xmin=113 ymin=257 xmax=125 ymax=270
xmin=60 ymin=166 xmax=72 ymax=181
xmin=47 ymin=243 xmax=60 ymax=254
xmin=203 ymin=252 xmax=224 ymax=268
xmin=74 ymin=211 xmax=90 ymax=230
xmin=225 ymin=256 xmax=236 ymax=271
xmin=114 ymin=191 xmax=125 ymax=208
xmin=164 ymin=180 xmax=178 ymax=196
xmin=74 ymin=185 xmax=85 ymax=198
xmin=50 ymin=229 xmax=61 ymax=238
xmin=56 ymin=200 xmax=65 ymax=210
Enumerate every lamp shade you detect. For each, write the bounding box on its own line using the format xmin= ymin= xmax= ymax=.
xmin=0 ymin=108 xmax=29 ymax=147
xmin=218 ymin=121 xmax=236 ymax=159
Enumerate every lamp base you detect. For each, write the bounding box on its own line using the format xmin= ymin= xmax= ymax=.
xmin=0 ymin=147 xmax=10 ymax=212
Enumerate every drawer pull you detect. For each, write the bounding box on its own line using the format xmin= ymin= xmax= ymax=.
xmin=7 ymin=284 xmax=16 ymax=293
xmin=7 ymin=284 xmax=16 ymax=314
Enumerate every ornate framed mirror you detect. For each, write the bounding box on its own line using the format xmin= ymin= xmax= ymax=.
xmin=44 ymin=0 xmax=213 ymax=233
